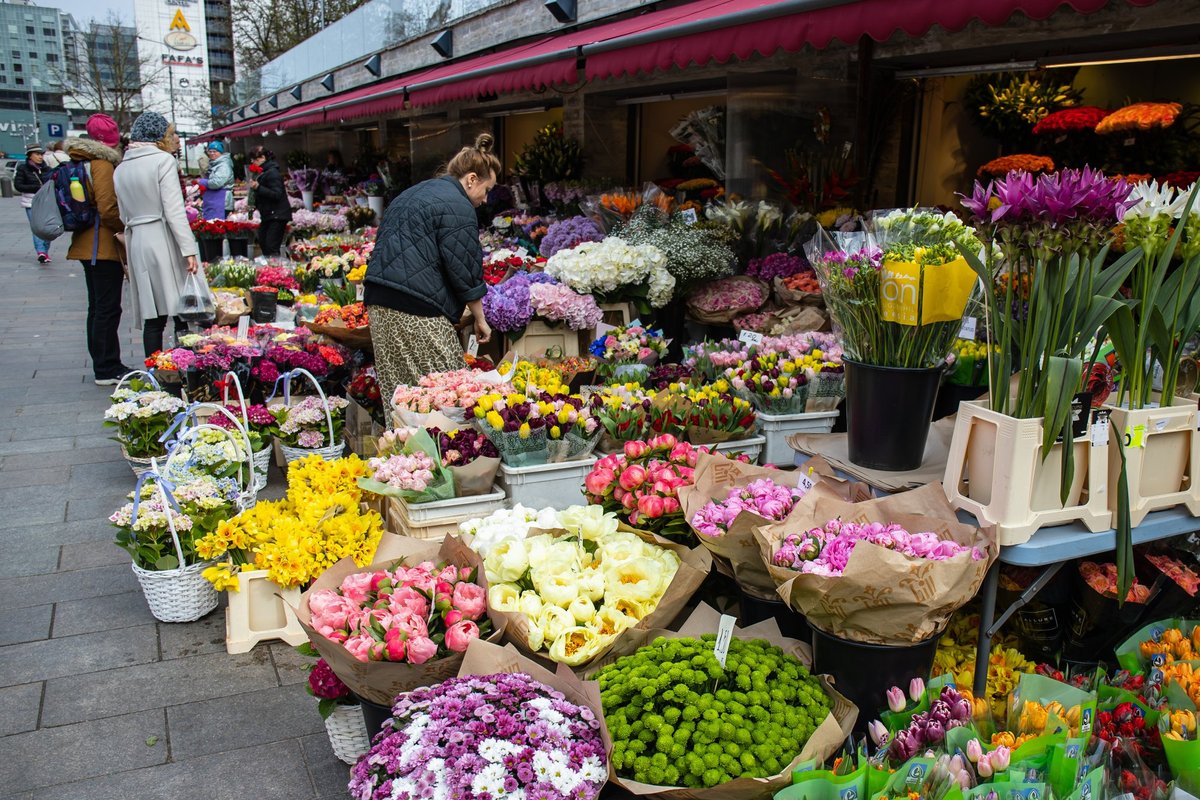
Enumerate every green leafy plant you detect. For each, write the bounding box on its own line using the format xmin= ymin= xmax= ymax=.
xmin=512 ymin=122 xmax=583 ymax=184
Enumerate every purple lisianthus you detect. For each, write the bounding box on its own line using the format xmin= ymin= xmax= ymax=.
xmin=539 ymin=216 xmax=604 ymax=258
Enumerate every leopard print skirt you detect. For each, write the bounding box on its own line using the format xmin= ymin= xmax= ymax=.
xmin=368 ymin=306 xmax=464 ymax=407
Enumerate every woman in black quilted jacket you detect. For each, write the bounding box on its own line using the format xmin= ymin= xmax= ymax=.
xmin=364 ymin=133 xmax=497 ymax=403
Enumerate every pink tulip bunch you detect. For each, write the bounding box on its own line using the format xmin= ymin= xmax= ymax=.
xmin=691 ymin=478 xmax=804 ymax=538
xmin=307 ymin=561 xmax=492 ymax=665
xmin=366 ymin=451 xmax=437 ymax=492
xmin=391 ymin=369 xmax=514 ymax=413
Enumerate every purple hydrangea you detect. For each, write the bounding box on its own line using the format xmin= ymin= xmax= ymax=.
xmin=482 ymin=272 xmax=559 ymax=333
xmin=539 ymin=216 xmax=604 ymax=258
xmin=349 ymin=672 xmax=607 ymax=800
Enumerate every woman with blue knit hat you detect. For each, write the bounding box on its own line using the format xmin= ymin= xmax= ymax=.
xmin=113 ymin=112 xmax=200 ymax=357
xmin=197 ymin=141 xmax=233 ymax=220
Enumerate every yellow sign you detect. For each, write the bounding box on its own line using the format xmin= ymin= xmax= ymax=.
xmin=879 ymin=255 xmax=976 ymax=327
xmin=170 ymin=10 xmax=191 ymax=32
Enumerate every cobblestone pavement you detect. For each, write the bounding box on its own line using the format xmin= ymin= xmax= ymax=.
xmin=0 ymin=198 xmax=351 ymax=800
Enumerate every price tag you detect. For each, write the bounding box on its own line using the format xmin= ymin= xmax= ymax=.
xmin=467 ymin=334 xmax=479 ymax=357
xmin=1155 ymin=418 xmax=1169 ymax=433
xmin=1123 ymin=137 xmax=1135 ymax=146
xmin=738 ymin=330 xmax=764 ymax=346
xmin=958 ymin=316 xmax=977 ymax=341
xmin=797 ymin=468 xmax=817 ymax=493
xmin=516 ymin=247 xmax=529 ymax=259
xmin=1055 ymin=135 xmax=1067 ymax=144
xmin=681 ymin=208 xmax=698 ymax=225
xmin=1091 ymin=411 xmax=1109 ymax=447
xmin=355 ymin=282 xmax=364 ymax=302
xmin=1125 ymin=423 xmax=1147 ymax=449
xmin=236 ymin=315 xmax=250 ymax=342
xmin=713 ymin=614 xmax=736 ymax=667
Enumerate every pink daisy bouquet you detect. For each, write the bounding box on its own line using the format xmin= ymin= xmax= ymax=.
xmin=691 ymin=478 xmax=806 ymax=538
xmin=348 ymin=672 xmax=607 ymax=800
xmin=772 ymin=519 xmax=986 ymax=577
xmin=307 ymin=560 xmax=493 ymax=665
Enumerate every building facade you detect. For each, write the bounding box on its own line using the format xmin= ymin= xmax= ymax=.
xmin=63 ymin=21 xmax=144 ymax=132
xmin=0 ymin=0 xmax=71 ymax=156
xmin=133 ymin=0 xmax=211 ymax=138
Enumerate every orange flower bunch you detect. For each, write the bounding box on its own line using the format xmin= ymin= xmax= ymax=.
xmin=977 ymin=154 xmax=1055 ymax=178
xmin=1139 ymin=626 xmax=1200 ymax=665
xmin=1161 ymin=661 xmax=1200 ymax=706
xmin=600 ymin=192 xmax=643 ymax=217
xmin=1095 ymin=102 xmax=1183 ymax=134
xmin=314 ymin=302 xmax=369 ymax=329
xmin=991 ymin=730 xmax=1036 ymax=749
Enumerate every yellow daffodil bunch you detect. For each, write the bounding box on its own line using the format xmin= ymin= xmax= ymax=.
xmin=933 ymin=613 xmax=1035 ymax=726
xmin=197 ymin=454 xmax=382 ymax=590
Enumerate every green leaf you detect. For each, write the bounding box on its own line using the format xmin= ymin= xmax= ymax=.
xmin=153 ymin=554 xmax=179 ymax=571
xmin=145 ymin=736 xmax=159 ymax=746
xmin=317 ymin=698 xmax=338 ymax=719
xmin=294 ymin=642 xmax=319 ymax=658
xmin=1114 ymin=431 xmax=1133 ymax=607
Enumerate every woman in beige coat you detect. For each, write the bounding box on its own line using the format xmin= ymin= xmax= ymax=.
xmin=112 ymin=112 xmax=199 ymax=357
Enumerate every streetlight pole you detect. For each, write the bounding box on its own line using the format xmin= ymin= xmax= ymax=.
xmin=29 ymin=79 xmax=39 ymax=144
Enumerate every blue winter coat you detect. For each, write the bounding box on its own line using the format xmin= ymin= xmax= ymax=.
xmin=198 ymin=154 xmax=234 ymax=220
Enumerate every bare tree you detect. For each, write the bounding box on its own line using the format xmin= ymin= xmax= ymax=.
xmin=233 ymin=0 xmax=370 ymax=72
xmin=55 ymin=12 xmax=164 ymax=130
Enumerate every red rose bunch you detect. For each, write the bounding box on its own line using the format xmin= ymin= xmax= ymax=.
xmin=1032 ymin=105 xmax=1110 ymax=135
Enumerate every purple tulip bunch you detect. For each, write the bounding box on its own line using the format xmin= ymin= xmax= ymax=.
xmin=885 ymin=684 xmax=972 ymax=762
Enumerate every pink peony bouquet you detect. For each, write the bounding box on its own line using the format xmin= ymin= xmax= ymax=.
xmin=528 ymin=281 xmax=604 ymax=330
xmin=307 ymin=560 xmax=493 ymax=664
xmin=391 ymin=369 xmax=514 ymax=414
xmin=691 ymin=478 xmax=806 ymax=538
xmin=367 ymin=452 xmax=436 ymax=492
xmin=360 ymin=428 xmax=455 ymax=502
xmin=772 ymin=519 xmax=986 ymax=577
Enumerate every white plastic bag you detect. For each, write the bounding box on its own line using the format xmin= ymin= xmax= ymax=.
xmin=173 ymin=270 xmax=216 ymax=324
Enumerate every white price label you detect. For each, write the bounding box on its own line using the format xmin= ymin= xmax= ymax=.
xmin=739 ymin=330 xmax=764 ymax=346
xmin=1156 ymin=418 xmax=1169 ymax=433
xmin=236 ymin=315 xmax=250 ymax=342
xmin=713 ymin=614 xmax=736 ymax=667
xmin=467 ymin=334 xmax=479 ymax=357
xmin=355 ymin=282 xmax=364 ymax=302
xmin=958 ymin=316 xmax=977 ymax=341
xmin=797 ymin=469 xmax=817 ymax=494
xmin=681 ymin=208 xmax=698 ymax=225
xmin=516 ymin=247 xmax=529 ymax=259
xmin=1091 ymin=413 xmax=1110 ymax=447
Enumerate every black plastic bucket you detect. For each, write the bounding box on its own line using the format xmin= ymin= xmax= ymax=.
xmin=359 ymin=696 xmax=393 ymax=744
xmin=228 ymin=238 xmax=249 ymax=258
xmin=739 ymin=592 xmax=811 ymax=643
xmin=845 ymin=359 xmax=942 ymax=471
xmin=197 ymin=237 xmax=223 ymax=264
xmin=810 ymin=625 xmax=942 ymax=730
xmin=250 ymin=290 xmax=278 ymax=324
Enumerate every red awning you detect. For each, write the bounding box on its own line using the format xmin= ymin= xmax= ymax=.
xmin=404 ymin=37 xmax=576 ymax=107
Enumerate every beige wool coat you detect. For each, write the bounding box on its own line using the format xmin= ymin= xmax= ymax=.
xmin=113 ymin=145 xmax=198 ymax=321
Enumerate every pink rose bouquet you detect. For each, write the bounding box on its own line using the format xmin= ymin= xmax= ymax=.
xmin=772 ymin=519 xmax=986 ymax=577
xmin=691 ymin=478 xmax=806 ymax=538
xmin=391 ymin=369 xmax=514 ymax=416
xmin=307 ymin=560 xmax=492 ymax=665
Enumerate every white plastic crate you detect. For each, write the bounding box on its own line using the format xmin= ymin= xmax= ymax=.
xmin=756 ymin=411 xmax=840 ymax=466
xmin=400 ymin=485 xmax=506 ymax=522
xmin=498 ymin=457 xmax=597 ymax=510
xmin=708 ymin=435 xmax=766 ymax=464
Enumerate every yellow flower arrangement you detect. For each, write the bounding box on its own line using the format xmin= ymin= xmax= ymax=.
xmin=932 ymin=612 xmax=1035 ymax=727
xmin=346 ymin=264 xmax=367 ymax=282
xmin=197 ymin=454 xmax=383 ymax=590
xmin=816 ymin=207 xmax=854 ymax=228
xmin=496 ymin=360 xmax=565 ymax=394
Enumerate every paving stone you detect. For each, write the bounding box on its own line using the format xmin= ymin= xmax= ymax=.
xmin=0 ymin=624 xmax=158 ymax=687
xmin=1 ymin=445 xmax=124 ymax=471
xmin=58 ymin=540 xmax=128 ymax=571
xmin=168 ymin=684 xmax=324 ymax=759
xmin=0 ymin=604 xmax=52 ymax=646
xmin=26 ymin=739 xmax=315 ymax=800
xmin=40 ymin=650 xmax=279 ymax=726
xmin=0 ymin=466 xmax=69 ymax=487
xmin=67 ymin=459 xmax=140 ymax=486
xmin=9 ymin=422 xmax=96 ymax=441
xmin=66 ymin=492 xmax=132 ymax=522
xmin=0 ymin=518 xmax=121 ymax=548
xmin=0 ymin=543 xmax=59 ymax=578
xmin=0 ymin=709 xmax=167 ymax=794
xmin=74 ymin=433 xmax=118 ymax=449
xmin=0 ymin=564 xmax=136 ymax=610
xmin=157 ymin=609 xmax=228 ymax=660
xmin=52 ymin=591 xmax=151 ymax=638
xmin=301 ymin=732 xmax=354 ymax=798
xmin=270 ymin=640 xmax=310 ymax=686
xmin=0 ymin=682 xmax=43 ymax=736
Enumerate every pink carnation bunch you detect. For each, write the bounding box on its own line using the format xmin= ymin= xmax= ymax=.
xmin=366 ymin=452 xmax=436 ymax=492
xmin=691 ymin=478 xmax=806 ymax=538
xmin=772 ymin=519 xmax=985 ymax=577
xmin=307 ymin=561 xmax=492 ymax=665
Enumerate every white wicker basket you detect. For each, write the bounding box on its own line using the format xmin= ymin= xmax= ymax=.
xmin=121 ymin=445 xmax=161 ymax=477
xmin=271 ymin=367 xmax=345 ymax=464
xmin=324 ymin=703 xmax=370 ymax=764
xmin=281 ymin=441 xmax=346 ymax=464
xmin=132 ymin=559 xmax=218 ymax=623
xmin=251 ymin=447 xmax=271 ymax=491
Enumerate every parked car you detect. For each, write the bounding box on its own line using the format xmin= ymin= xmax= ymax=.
xmin=1 ymin=159 xmax=20 ymax=181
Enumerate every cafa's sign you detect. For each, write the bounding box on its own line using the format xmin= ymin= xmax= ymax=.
xmin=163 ymin=9 xmax=197 ymax=51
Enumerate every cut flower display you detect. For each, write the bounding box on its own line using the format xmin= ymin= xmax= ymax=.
xmin=544 ymin=236 xmax=675 ymax=310
xmin=692 ymin=477 xmax=806 ymax=538
xmin=391 ymin=369 xmax=513 ymax=418
xmin=771 ymin=518 xmax=985 ymax=576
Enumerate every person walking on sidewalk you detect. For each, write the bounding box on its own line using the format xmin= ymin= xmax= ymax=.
xmin=246 ymin=146 xmax=291 ymax=256
xmin=197 ymin=141 xmax=234 ymax=220
xmin=15 ymin=143 xmax=53 ymax=264
xmin=113 ymin=112 xmax=199 ymax=358
xmin=69 ymin=114 xmax=130 ymax=385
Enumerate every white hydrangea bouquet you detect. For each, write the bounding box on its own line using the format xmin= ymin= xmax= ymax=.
xmin=544 ymin=236 xmax=676 ymax=312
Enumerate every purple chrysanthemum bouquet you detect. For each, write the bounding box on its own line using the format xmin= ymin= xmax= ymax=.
xmin=348 ymin=672 xmax=607 ymax=800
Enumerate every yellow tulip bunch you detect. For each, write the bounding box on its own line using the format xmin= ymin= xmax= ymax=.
xmin=932 ymin=613 xmax=1035 ymax=726
xmin=952 ymin=338 xmax=1001 ymax=360
xmin=346 ymin=264 xmax=367 ymax=282
xmin=198 ymin=454 xmax=383 ymax=590
xmin=1164 ymin=709 xmax=1197 ymax=741
xmin=497 ymin=360 xmax=564 ymax=394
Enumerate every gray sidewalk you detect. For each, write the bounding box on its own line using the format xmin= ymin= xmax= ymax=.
xmin=0 ymin=198 xmax=350 ymax=799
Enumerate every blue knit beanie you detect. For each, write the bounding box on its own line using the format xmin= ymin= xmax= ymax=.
xmin=206 ymin=141 xmax=225 ymax=153
xmin=130 ymin=112 xmax=170 ymax=143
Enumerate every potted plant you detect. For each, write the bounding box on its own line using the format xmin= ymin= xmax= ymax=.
xmin=946 ymin=167 xmax=1139 ymax=547
xmin=363 ymin=178 xmax=385 ymax=220
xmin=1104 ymin=182 xmax=1200 ymax=526
xmin=112 ymin=473 xmax=239 ymax=622
xmin=807 ymin=209 xmax=981 ymax=470
xmin=104 ymin=378 xmax=188 ymax=473
xmin=299 ymin=650 xmax=369 ymax=764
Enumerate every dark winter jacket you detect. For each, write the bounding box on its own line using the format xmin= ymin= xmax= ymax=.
xmin=14 ymin=158 xmax=49 ymax=195
xmin=252 ymin=159 xmax=293 ymax=223
xmin=364 ymin=175 xmax=486 ymax=321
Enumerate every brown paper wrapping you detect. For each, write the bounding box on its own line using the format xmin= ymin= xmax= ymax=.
xmin=309 ymin=319 xmax=374 ymax=350
xmin=442 ymin=527 xmax=712 ymax=673
xmin=586 ymin=604 xmax=858 ymax=799
xmin=449 ymin=456 xmax=501 ymax=497
xmin=687 ymin=276 xmax=770 ymax=325
xmin=457 ymin=638 xmax=606 ymax=725
xmin=754 ymin=482 xmax=997 ymax=646
xmin=679 ymin=453 xmax=871 ymax=599
xmin=772 ymin=276 xmax=825 ymax=308
xmin=294 ymin=532 xmax=507 ymax=706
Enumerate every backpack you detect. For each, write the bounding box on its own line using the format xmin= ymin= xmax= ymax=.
xmin=28 ymin=179 xmax=64 ymax=241
xmin=52 ymin=161 xmax=98 ymax=233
